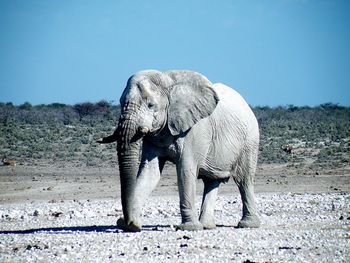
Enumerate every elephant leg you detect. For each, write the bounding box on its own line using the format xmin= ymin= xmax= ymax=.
xmin=117 ymin=156 xmax=161 ymax=232
xmin=236 ymin=180 xmax=260 ymax=228
xmin=176 ymin=165 xmax=203 ymax=231
xmin=199 ymin=178 xmax=220 ymax=229
xmin=235 ymin=149 xmax=260 ymax=228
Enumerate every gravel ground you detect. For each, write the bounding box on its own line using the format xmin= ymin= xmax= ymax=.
xmin=1 ymin=192 xmax=349 ymax=262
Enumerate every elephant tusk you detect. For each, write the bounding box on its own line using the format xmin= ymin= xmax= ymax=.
xmin=96 ymin=131 xmax=119 ymax=144
xmin=96 ymin=138 xmax=104 ymax=144
xmin=138 ymin=126 xmax=149 ymax=134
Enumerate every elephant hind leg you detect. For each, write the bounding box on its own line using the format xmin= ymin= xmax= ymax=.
xmin=199 ymin=178 xmax=220 ymax=229
xmin=234 ymin=148 xmax=260 ymax=228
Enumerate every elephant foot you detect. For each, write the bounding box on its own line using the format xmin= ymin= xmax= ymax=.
xmin=237 ymin=215 xmax=261 ymax=228
xmin=200 ymin=218 xmax=216 ymax=230
xmin=176 ymin=222 xmax=203 ymax=231
xmin=117 ymin=218 xmax=142 ymax=232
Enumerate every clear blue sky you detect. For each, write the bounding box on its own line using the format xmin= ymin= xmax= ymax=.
xmin=1 ymin=0 xmax=349 ymax=106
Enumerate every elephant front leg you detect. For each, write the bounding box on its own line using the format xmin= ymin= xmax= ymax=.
xmin=117 ymin=156 xmax=161 ymax=232
xmin=176 ymin=167 xmax=203 ymax=231
xmin=199 ymin=178 xmax=220 ymax=229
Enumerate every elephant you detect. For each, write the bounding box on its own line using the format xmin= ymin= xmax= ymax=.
xmin=97 ymin=70 xmax=260 ymax=232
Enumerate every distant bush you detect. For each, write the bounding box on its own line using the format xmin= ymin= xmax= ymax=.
xmin=0 ymin=102 xmax=348 ymax=168
xmin=0 ymin=101 xmax=120 ymax=126
xmin=253 ymin=104 xmax=350 ymax=165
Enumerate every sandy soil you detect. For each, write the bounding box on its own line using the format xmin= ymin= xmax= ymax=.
xmin=0 ymin=163 xmax=349 ymax=262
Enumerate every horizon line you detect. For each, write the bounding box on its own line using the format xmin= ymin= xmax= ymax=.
xmin=1 ymin=101 xmax=349 ymax=108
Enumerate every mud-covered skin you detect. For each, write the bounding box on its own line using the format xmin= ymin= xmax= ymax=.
xmin=98 ymin=70 xmax=260 ymax=231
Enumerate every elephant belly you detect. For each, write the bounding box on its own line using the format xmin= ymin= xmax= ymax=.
xmin=197 ymin=126 xmax=245 ymax=180
xmin=198 ymin=151 xmax=239 ymax=180
xmin=198 ymin=165 xmax=232 ymax=181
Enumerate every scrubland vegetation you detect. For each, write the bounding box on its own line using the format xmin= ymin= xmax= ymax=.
xmin=0 ymin=101 xmax=349 ymax=170
xmin=1 ymin=102 xmax=349 ymax=262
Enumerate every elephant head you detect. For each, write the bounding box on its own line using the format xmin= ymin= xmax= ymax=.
xmin=98 ymin=70 xmax=219 ymax=230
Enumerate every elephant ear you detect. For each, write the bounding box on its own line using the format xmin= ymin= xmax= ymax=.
xmin=167 ymin=84 xmax=219 ymax=136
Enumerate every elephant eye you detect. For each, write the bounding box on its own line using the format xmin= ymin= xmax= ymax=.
xmin=147 ymin=102 xmax=155 ymax=109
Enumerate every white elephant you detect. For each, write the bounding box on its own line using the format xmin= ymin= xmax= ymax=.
xmin=98 ymin=70 xmax=260 ymax=231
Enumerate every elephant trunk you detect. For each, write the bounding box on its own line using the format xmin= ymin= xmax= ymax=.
xmin=117 ymin=105 xmax=143 ymax=231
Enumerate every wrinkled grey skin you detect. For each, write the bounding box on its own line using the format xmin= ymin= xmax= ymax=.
xmin=97 ymin=70 xmax=260 ymax=232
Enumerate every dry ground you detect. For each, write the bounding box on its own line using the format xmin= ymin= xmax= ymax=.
xmin=0 ymin=163 xmax=349 ymax=262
